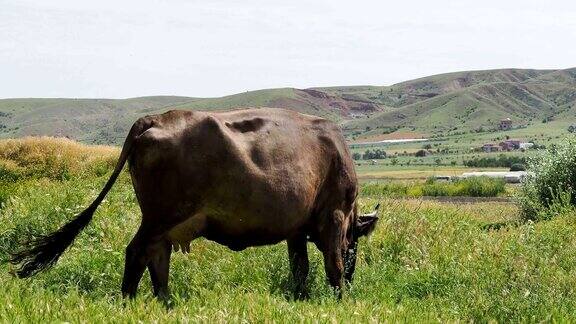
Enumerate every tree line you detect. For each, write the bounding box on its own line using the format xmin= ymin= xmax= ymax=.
xmin=463 ymin=154 xmax=526 ymax=168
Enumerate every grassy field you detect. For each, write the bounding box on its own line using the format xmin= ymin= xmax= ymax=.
xmin=1 ymin=138 xmax=576 ymax=321
xmin=349 ymin=119 xmax=573 ymax=183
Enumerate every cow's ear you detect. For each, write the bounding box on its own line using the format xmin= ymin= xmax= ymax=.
xmin=356 ymin=216 xmax=378 ymax=237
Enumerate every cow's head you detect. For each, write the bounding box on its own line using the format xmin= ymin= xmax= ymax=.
xmin=344 ymin=203 xmax=380 ymax=283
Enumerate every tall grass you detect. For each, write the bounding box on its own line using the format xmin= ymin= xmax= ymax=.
xmin=1 ymin=179 xmax=575 ymax=321
xmin=360 ymin=182 xmax=414 ymax=197
xmin=361 ymin=177 xmax=506 ymax=198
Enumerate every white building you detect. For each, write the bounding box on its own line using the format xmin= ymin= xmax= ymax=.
xmin=461 ymin=171 xmax=528 ymax=183
xmin=519 ymin=142 xmax=534 ymax=150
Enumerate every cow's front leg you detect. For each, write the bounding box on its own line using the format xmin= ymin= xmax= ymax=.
xmin=322 ymin=248 xmax=344 ymax=298
xmin=320 ymin=210 xmax=346 ymax=299
xmin=287 ymin=234 xmax=309 ymax=299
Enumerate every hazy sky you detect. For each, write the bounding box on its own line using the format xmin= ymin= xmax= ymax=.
xmin=2 ymin=0 xmax=575 ymax=98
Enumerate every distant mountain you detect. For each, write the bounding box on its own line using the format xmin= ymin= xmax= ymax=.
xmin=1 ymin=68 xmax=574 ymax=144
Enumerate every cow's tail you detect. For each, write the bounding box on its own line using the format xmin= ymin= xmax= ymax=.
xmin=9 ymin=118 xmax=153 ymax=278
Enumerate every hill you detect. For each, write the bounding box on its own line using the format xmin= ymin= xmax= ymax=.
xmin=0 ymin=89 xmax=382 ymax=144
xmin=1 ymin=67 xmax=575 ymax=144
xmin=343 ymin=68 xmax=576 ymax=139
xmin=0 ymin=96 xmax=194 ymax=144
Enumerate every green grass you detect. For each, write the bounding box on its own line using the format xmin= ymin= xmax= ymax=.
xmin=360 ymin=177 xmax=506 ymax=198
xmin=2 ymin=175 xmax=576 ymax=321
xmin=2 ymin=138 xmax=576 ymax=321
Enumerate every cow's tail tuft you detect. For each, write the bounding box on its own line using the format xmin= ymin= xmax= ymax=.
xmin=9 ymin=118 xmax=153 ymax=278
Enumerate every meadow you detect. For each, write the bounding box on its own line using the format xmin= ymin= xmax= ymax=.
xmin=1 ymin=138 xmax=576 ymax=322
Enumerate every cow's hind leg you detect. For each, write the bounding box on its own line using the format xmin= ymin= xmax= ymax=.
xmin=147 ymin=239 xmax=172 ymax=300
xmin=287 ymin=234 xmax=309 ymax=299
xmin=320 ymin=210 xmax=346 ymax=299
xmin=121 ymin=226 xmax=156 ymax=298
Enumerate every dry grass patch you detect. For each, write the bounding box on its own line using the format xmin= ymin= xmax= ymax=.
xmin=0 ymin=137 xmax=119 ymax=180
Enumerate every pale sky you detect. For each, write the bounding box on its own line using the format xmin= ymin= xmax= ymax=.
xmin=1 ymin=0 xmax=575 ymax=99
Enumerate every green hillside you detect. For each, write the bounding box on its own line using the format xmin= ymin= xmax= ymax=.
xmin=1 ymin=67 xmax=574 ymax=144
xmin=344 ymin=68 xmax=576 ymax=139
xmin=0 ymin=88 xmax=383 ymax=144
xmin=0 ymin=96 xmax=195 ymax=144
xmin=318 ymin=69 xmax=555 ymax=108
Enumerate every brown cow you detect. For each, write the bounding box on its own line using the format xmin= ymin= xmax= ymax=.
xmin=10 ymin=108 xmax=379 ymax=299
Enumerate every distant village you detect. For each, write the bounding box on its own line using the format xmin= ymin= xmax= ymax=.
xmin=479 ymin=140 xmax=534 ymax=153
xmin=478 ymin=118 xmax=534 ymax=153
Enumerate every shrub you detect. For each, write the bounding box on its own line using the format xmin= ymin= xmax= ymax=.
xmin=518 ymin=137 xmax=576 ymax=221
xmin=510 ymin=163 xmax=526 ymax=171
xmin=362 ymin=149 xmax=386 ymax=160
xmin=415 ymin=150 xmax=427 ymax=157
xmin=464 ymin=154 xmax=525 ymax=168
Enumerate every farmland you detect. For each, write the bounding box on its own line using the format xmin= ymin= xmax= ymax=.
xmin=2 ymin=138 xmax=576 ymax=321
